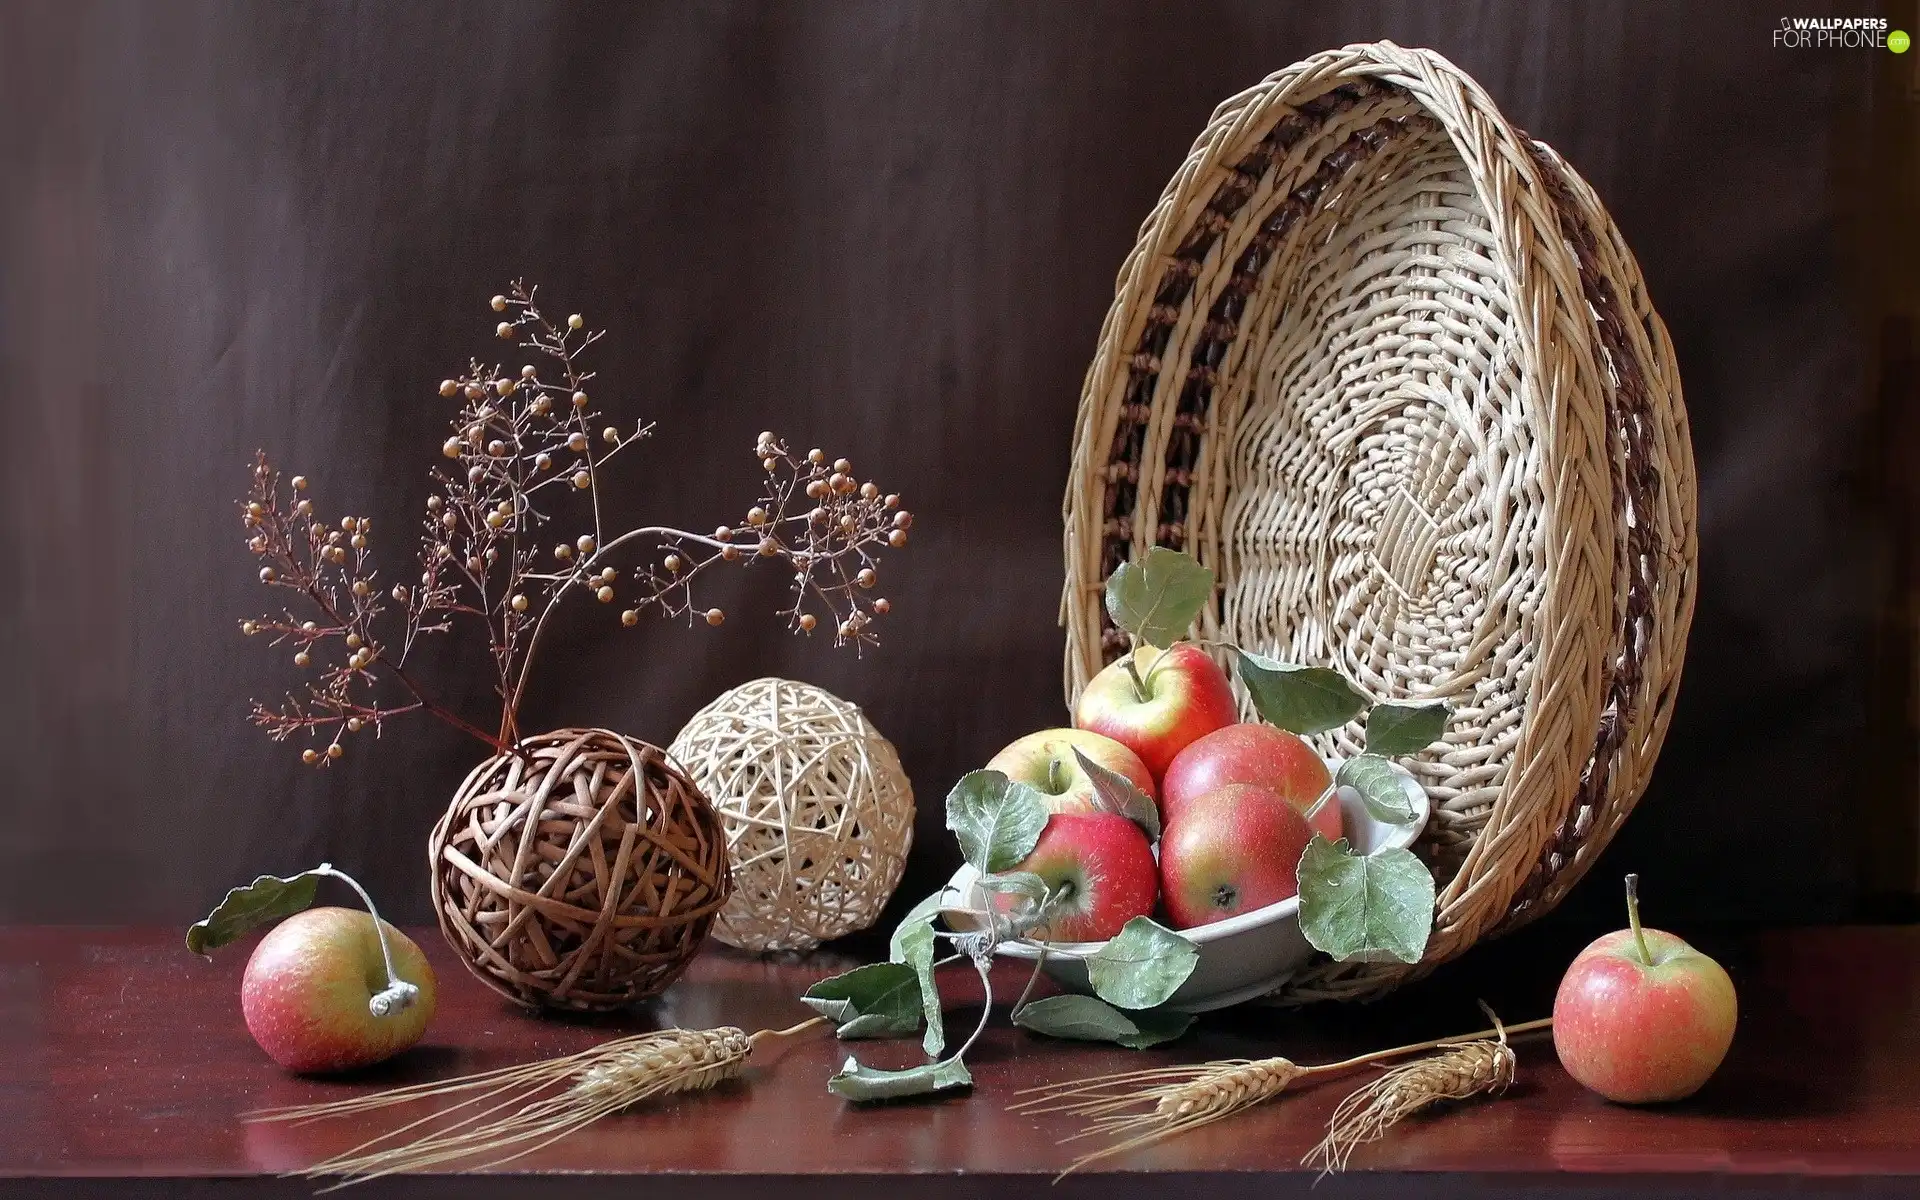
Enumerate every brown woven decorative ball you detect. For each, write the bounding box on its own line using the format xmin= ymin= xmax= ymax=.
xmin=428 ymin=727 xmax=731 ymax=1012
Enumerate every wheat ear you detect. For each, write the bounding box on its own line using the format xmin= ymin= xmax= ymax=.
xmin=1013 ymin=1011 xmax=1549 ymax=1177
xmin=245 ymin=1018 xmax=824 ymax=1189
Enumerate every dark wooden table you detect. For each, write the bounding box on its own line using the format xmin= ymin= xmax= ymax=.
xmin=2 ymin=923 xmax=1916 ymax=1198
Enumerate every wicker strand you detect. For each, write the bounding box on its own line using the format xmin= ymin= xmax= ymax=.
xmin=669 ymin=678 xmax=914 ymax=952
xmin=428 ymin=728 xmax=730 ymax=1012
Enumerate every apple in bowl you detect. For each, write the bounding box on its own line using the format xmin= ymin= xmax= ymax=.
xmin=948 ymin=755 xmax=1431 ymax=1012
xmin=1158 ymin=782 xmax=1318 ymax=929
xmin=1074 ymin=643 xmax=1238 ymax=780
xmin=1161 ymin=722 xmax=1339 ymax=840
xmin=985 ymin=728 xmax=1157 ymax=815
xmin=1005 ymin=811 xmax=1159 ymax=941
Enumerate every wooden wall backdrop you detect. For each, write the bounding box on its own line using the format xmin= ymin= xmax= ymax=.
xmin=2 ymin=0 xmax=1915 ymax=931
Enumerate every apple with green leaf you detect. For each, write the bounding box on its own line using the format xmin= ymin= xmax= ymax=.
xmin=985 ymin=728 xmax=1157 ymax=816
xmin=187 ymin=864 xmax=436 ymax=1075
xmin=1157 ymin=783 xmax=1317 ymax=929
xmin=1075 ymin=642 xmax=1239 ymax=781
xmin=1553 ymin=875 xmax=1737 ymax=1103
xmin=1079 ymin=548 xmax=1240 ymax=780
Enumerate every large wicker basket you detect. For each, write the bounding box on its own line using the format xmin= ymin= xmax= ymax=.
xmin=1062 ymin=42 xmax=1697 ymax=1004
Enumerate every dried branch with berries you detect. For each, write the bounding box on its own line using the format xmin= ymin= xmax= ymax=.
xmin=238 ymin=282 xmax=913 ymax=764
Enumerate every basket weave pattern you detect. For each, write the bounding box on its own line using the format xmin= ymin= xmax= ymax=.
xmin=1061 ymin=43 xmax=1696 ymax=1002
xmin=429 ymin=728 xmax=730 ymax=1011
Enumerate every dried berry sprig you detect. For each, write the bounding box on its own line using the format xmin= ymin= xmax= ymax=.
xmin=241 ymin=454 xmax=503 ymax=758
xmin=239 ymin=281 xmax=913 ymax=763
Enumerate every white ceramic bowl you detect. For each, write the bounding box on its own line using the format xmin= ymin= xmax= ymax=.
xmin=945 ymin=757 xmax=1430 ymax=1012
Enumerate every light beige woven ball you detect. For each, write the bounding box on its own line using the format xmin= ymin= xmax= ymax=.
xmin=668 ymin=678 xmax=914 ymax=953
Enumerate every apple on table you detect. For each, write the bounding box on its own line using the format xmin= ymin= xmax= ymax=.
xmin=243 ymin=907 xmax=438 ymax=1074
xmin=189 ymin=866 xmax=437 ymax=1075
xmin=1075 ymin=642 xmax=1239 ymax=780
xmin=1553 ymin=874 xmax=1737 ymax=1103
xmin=986 ymin=728 xmax=1157 ymax=815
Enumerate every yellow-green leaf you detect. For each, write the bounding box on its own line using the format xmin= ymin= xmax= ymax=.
xmin=1085 ymin=917 xmax=1198 ymax=1009
xmin=828 ymin=1054 xmax=973 ymax=1103
xmin=945 ymin=770 xmax=1048 ymax=873
xmin=1364 ymin=701 xmax=1451 ymax=756
xmin=1013 ymin=994 xmax=1193 ymax=1048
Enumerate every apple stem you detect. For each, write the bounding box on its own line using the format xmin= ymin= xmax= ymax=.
xmin=314 ymin=864 xmax=420 ymax=1018
xmin=1625 ymin=873 xmax=1652 ymax=966
xmin=1121 ymin=649 xmax=1150 ymax=704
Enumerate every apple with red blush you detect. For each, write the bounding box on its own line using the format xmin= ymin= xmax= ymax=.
xmin=1162 ymin=722 xmax=1339 ymax=840
xmin=1553 ymin=875 xmax=1737 ymax=1103
xmin=243 ymin=907 xmax=438 ymax=1074
xmin=1075 ymin=643 xmax=1239 ymax=780
xmin=1157 ymin=782 xmax=1317 ymax=929
xmin=188 ymin=865 xmax=436 ymax=1075
xmin=1007 ymin=811 xmax=1159 ymax=941
xmin=986 ymin=728 xmax=1157 ymax=815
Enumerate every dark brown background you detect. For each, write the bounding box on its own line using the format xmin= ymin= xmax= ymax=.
xmin=1 ymin=0 xmax=1915 ymax=933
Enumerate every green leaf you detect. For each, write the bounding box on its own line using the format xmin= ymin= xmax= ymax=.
xmin=828 ymin=1054 xmax=974 ymax=1103
xmin=888 ymin=889 xmax=950 ymax=962
xmin=1012 ymin=994 xmax=1194 ymax=1049
xmin=1104 ymin=547 xmax=1215 ymax=648
xmin=1365 ymin=701 xmax=1452 ymax=756
xmin=1236 ymin=651 xmax=1368 ymax=735
xmin=975 ymin=871 xmax=1050 ymax=903
xmin=892 ymin=918 xmax=946 ymax=1058
xmin=1296 ymin=836 xmax=1435 ymax=965
xmin=1085 ymin=917 xmax=1199 ymax=1009
xmin=944 ymin=770 xmax=1048 ymax=873
xmin=185 ymin=867 xmax=326 ymax=957
xmin=1071 ymin=748 xmax=1161 ymax=843
xmin=1337 ymin=754 xmax=1416 ymax=824
xmin=802 ymin=963 xmax=924 ymax=1039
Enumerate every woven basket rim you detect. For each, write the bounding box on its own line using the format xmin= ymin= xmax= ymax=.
xmin=1059 ymin=42 xmax=1697 ymax=1002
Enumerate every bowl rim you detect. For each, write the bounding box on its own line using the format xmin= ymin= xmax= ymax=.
xmin=943 ymin=754 xmax=1430 ymax=959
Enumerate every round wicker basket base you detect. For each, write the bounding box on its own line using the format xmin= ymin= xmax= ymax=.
xmin=1061 ymin=42 xmax=1697 ymax=1004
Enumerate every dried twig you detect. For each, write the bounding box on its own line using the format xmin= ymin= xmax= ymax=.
xmin=238 ymin=281 xmax=912 ymax=761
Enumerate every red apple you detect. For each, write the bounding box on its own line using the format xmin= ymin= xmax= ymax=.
xmin=1075 ymin=643 xmax=1239 ymax=781
xmin=1157 ymin=783 xmax=1315 ymax=929
xmin=242 ymin=907 xmax=438 ymax=1074
xmin=1162 ymin=722 xmax=1339 ymax=840
xmin=1553 ymin=876 xmax=1737 ymax=1103
xmin=986 ymin=728 xmax=1158 ymax=815
xmin=1009 ymin=811 xmax=1159 ymax=941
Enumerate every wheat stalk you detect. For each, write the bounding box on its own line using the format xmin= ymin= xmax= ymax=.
xmin=1012 ymin=1010 xmax=1548 ymax=1177
xmin=1307 ymin=1013 xmax=1518 ymax=1173
xmin=245 ymin=1019 xmax=824 ymax=1189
